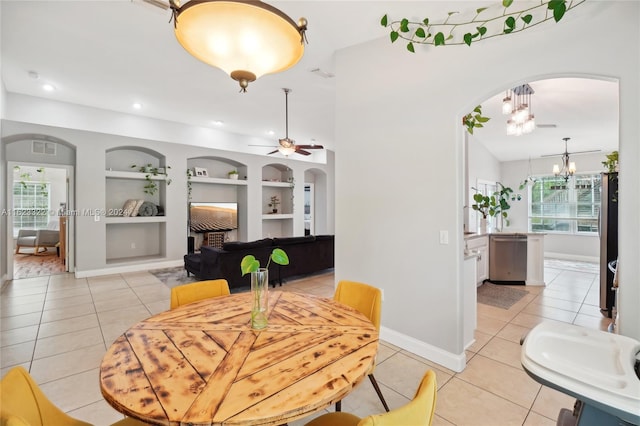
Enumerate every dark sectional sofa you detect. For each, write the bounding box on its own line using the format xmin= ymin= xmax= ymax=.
xmin=183 ymin=235 xmax=334 ymax=289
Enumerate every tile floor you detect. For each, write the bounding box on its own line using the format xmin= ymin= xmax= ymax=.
xmin=0 ymin=260 xmax=612 ymax=425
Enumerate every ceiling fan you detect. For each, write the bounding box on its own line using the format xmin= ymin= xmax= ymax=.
xmin=541 ymin=137 xmax=600 ymax=158
xmin=256 ymin=88 xmax=324 ymax=156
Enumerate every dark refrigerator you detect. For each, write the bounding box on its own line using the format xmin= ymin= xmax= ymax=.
xmin=599 ymin=172 xmax=618 ymax=318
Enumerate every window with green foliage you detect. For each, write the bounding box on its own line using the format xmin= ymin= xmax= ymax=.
xmin=13 ymin=182 xmax=51 ymax=235
xmin=529 ymin=174 xmax=601 ymax=234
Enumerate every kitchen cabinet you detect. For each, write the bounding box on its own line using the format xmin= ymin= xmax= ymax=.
xmin=465 ymin=235 xmax=489 ymax=284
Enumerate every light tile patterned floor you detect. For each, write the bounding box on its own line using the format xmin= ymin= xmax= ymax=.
xmin=0 ymin=260 xmax=611 ymax=425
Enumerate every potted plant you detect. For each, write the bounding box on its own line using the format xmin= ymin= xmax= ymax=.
xmin=241 ymin=248 xmax=289 ymax=329
xmin=268 ymin=195 xmax=280 ymax=213
xmin=228 ymin=170 xmax=239 ymax=180
xmin=471 ymin=183 xmax=521 ymax=232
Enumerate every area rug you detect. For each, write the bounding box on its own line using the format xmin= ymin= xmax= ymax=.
xmin=14 ymin=250 xmax=65 ymax=279
xmin=149 ymin=266 xmax=198 ymax=289
xmin=148 ymin=266 xmax=251 ymax=294
xmin=477 ymin=282 xmax=529 ymax=310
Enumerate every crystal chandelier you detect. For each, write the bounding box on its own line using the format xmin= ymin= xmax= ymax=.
xmin=503 ymin=84 xmax=535 ymax=136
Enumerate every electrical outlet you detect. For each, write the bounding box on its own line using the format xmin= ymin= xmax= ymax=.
xmin=94 ymin=214 xmax=100 ymax=222
xmin=130 ymin=242 xmax=136 ymax=249
xmin=439 ymin=230 xmax=449 ymax=245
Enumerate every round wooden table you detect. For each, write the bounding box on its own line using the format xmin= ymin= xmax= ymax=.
xmin=99 ymin=291 xmax=379 ymax=425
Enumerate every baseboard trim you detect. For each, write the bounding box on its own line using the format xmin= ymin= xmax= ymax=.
xmin=75 ymin=260 xmax=183 ymax=278
xmin=545 ymin=252 xmax=598 ymax=263
xmin=380 ymin=326 xmax=467 ymax=373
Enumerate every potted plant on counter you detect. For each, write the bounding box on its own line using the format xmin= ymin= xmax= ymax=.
xmin=471 ymin=183 xmax=521 ymax=233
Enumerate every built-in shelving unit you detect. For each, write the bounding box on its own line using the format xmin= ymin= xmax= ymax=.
xmin=105 ymin=147 xmax=168 ymax=265
xmin=187 ymin=156 xmax=248 ymax=246
xmin=262 ymin=164 xmax=294 ymax=238
xmin=190 ymin=176 xmax=248 ymax=185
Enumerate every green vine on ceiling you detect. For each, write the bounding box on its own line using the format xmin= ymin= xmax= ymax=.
xmin=381 ymin=0 xmax=586 ymax=52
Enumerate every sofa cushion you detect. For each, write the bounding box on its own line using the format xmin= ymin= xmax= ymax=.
xmin=222 ymin=238 xmax=273 ymax=252
xmin=272 ymin=235 xmax=316 ymax=246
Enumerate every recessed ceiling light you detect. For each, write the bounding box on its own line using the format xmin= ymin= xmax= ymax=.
xmin=267 ymin=130 xmax=275 ymax=136
xmin=132 ymin=102 xmax=143 ymax=110
xmin=42 ymin=83 xmax=55 ymax=92
xmin=212 ymin=120 xmax=224 ymax=126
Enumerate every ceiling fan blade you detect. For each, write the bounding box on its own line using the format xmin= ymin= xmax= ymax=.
xmin=295 ymin=149 xmax=312 ymax=156
xmin=572 ymin=149 xmax=601 ymax=155
xmin=141 ymin=0 xmax=170 ymax=10
xmin=295 ymin=145 xmax=324 ymax=150
xmin=541 ymin=149 xmax=601 ymax=158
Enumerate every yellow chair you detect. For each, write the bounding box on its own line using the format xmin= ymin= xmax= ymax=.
xmin=170 ymin=279 xmax=230 ymax=309
xmin=333 ymin=280 xmax=387 ymax=412
xmin=305 ymin=370 xmax=437 ymax=426
xmin=0 ymin=366 xmax=143 ymax=426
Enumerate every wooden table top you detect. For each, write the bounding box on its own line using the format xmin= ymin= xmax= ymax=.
xmin=99 ymin=291 xmax=379 ymax=426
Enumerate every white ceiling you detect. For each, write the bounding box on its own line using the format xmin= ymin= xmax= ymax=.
xmin=1 ymin=1 xmax=619 ymax=161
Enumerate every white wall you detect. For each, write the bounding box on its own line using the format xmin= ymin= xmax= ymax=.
xmin=335 ymin=1 xmax=640 ymax=370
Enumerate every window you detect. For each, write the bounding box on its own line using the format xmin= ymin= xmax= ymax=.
xmin=13 ymin=182 xmax=51 ymax=235
xmin=529 ymin=173 xmax=601 ymax=234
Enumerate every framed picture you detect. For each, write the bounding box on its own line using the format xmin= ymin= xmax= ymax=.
xmin=194 ymin=167 xmax=208 ymax=177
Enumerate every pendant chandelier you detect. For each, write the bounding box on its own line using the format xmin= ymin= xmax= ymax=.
xmin=169 ymin=0 xmax=308 ymax=92
xmin=553 ymin=137 xmax=577 ymax=182
xmin=503 ymin=84 xmax=535 ymax=136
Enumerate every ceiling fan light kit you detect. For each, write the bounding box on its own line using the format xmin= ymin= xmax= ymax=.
xmin=169 ymin=0 xmax=308 ymax=92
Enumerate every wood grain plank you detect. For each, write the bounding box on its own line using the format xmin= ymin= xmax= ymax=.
xmin=99 ymin=335 xmax=168 ymax=423
xmin=183 ymin=331 xmax=258 ymax=423
xmin=225 ymin=343 xmax=376 ymax=425
xmin=215 ymin=332 xmax=378 ymax=422
xmin=164 ymin=330 xmax=229 ymax=380
xmin=126 ymin=329 xmax=206 ymax=421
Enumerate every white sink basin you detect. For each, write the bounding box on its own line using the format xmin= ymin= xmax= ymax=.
xmin=521 ymin=321 xmax=640 ymax=424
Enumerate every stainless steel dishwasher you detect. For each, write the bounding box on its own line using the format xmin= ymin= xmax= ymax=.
xmin=489 ymin=234 xmax=527 ymax=283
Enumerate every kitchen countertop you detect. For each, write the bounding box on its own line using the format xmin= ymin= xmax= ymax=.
xmin=464 ymin=231 xmax=545 ymax=240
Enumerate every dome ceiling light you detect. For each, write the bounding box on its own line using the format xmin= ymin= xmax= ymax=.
xmin=169 ymin=0 xmax=308 ymax=92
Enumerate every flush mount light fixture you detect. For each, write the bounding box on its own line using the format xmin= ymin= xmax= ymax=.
xmin=503 ymin=84 xmax=535 ymax=136
xmin=169 ymin=0 xmax=308 ymax=92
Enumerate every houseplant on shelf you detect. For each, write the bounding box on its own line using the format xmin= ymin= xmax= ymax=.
xmin=241 ymin=248 xmax=289 ymax=330
xmin=228 ymin=169 xmax=239 ymax=180
xmin=268 ymin=195 xmax=280 ymax=213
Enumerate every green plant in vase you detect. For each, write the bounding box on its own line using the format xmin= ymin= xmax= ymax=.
xmin=241 ymin=249 xmax=289 ymax=330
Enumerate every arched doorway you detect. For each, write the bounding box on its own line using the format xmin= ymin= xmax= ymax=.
xmin=3 ymin=135 xmax=77 ymax=280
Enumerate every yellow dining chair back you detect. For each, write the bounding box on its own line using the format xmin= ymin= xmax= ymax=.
xmin=170 ymin=279 xmax=230 ymax=310
xmin=333 ymin=280 xmax=387 ymax=411
xmin=0 ymin=366 xmax=148 ymax=426
xmin=304 ymin=370 xmax=437 ymax=426
xmin=0 ymin=366 xmax=91 ymax=426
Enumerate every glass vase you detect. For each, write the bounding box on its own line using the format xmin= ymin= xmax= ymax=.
xmin=250 ymin=268 xmax=269 ymax=330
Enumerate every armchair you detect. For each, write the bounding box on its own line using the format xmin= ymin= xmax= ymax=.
xmin=15 ymin=229 xmax=60 ymax=254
